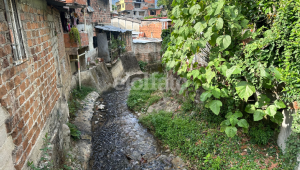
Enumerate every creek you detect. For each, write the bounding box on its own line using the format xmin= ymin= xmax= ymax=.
xmin=90 ymin=87 xmax=174 ymax=170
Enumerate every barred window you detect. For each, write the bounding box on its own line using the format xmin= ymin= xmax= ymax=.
xmin=4 ymin=0 xmax=27 ymax=65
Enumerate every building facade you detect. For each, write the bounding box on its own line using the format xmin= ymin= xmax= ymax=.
xmin=116 ymin=0 xmax=160 ymax=19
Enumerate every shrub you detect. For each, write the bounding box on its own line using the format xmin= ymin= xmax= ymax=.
xmin=138 ymin=61 xmax=148 ymax=72
xmin=67 ymin=123 xmax=81 ymax=140
xmin=249 ymin=123 xmax=273 ymax=145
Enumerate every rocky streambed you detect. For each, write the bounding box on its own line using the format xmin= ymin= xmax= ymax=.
xmin=90 ymin=87 xmax=185 ymax=170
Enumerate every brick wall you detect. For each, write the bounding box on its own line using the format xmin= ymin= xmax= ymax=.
xmin=144 ymin=0 xmax=155 ymax=3
xmin=125 ymin=3 xmax=134 ymax=11
xmin=64 ymin=32 xmax=89 ymax=48
xmin=140 ymin=21 xmax=166 ymax=38
xmin=133 ymin=42 xmax=161 ymax=63
xmin=65 ymin=0 xmax=87 ymax=5
xmin=0 ymin=0 xmax=71 ymax=169
xmin=76 ymin=0 xmax=111 ymax=24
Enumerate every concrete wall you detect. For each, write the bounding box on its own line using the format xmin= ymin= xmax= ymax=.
xmin=71 ymin=63 xmax=114 ymax=94
xmin=133 ymin=42 xmax=162 ymax=63
xmin=111 ymin=18 xmax=140 ymax=32
xmin=76 ymin=24 xmax=98 ymax=65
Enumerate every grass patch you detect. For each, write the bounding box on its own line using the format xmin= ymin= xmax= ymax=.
xmin=139 ymin=108 xmax=283 ymax=169
xmin=68 ymin=86 xmax=95 ymax=119
xmin=127 ymin=73 xmax=165 ymax=112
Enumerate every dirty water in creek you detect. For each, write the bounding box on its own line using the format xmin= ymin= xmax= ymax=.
xmin=90 ymin=87 xmax=174 ymax=170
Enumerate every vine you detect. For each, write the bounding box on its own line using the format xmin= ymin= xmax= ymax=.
xmin=163 ymin=0 xmax=299 ymax=138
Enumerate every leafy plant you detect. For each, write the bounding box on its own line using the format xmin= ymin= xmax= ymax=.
xmin=138 ymin=61 xmax=148 ymax=72
xmin=249 ymin=123 xmax=273 ymax=145
xmin=162 ymin=0 xmax=299 ymax=138
xmin=67 ymin=123 xmax=81 ymax=140
xmin=147 ymin=95 xmax=162 ymax=107
xmin=68 ymin=86 xmax=95 ymax=119
xmin=110 ymin=36 xmax=126 ymax=61
xmin=27 ymin=133 xmax=53 ymax=170
xmin=69 ymin=27 xmax=81 ymax=48
xmin=161 ymin=28 xmax=173 ymax=55
xmin=203 ymin=153 xmax=222 ymax=170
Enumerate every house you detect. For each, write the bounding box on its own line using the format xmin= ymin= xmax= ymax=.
xmin=0 ymin=0 xmax=112 ymax=169
xmin=115 ymin=0 xmax=159 ymax=19
xmin=139 ymin=18 xmax=171 ymax=38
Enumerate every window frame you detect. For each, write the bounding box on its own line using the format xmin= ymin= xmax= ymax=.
xmin=4 ymin=0 xmax=28 ymax=65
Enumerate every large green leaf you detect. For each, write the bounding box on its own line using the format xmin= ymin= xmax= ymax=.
xmin=209 ymin=18 xmax=217 ymax=26
xmin=235 ymin=81 xmax=256 ymax=101
xmin=216 ymin=35 xmax=231 ymax=50
xmin=220 ymin=88 xmax=229 ymax=97
xmin=208 ymin=100 xmax=223 ymax=115
xmin=225 ymin=126 xmax=237 ymax=137
xmin=189 ymin=4 xmax=201 ymax=15
xmin=245 ymin=104 xmax=255 ymax=113
xmin=206 ymin=67 xmax=216 ymax=84
xmin=240 ymin=19 xmax=249 ymax=28
xmin=211 ymin=87 xmax=221 ymax=98
xmin=172 ymin=5 xmax=180 ymax=18
xmin=266 ymin=105 xmax=277 ymax=117
xmin=194 ymin=21 xmax=207 ymax=34
xmin=253 ymin=109 xmax=265 ymax=121
xmin=233 ymin=111 xmax=243 ymax=118
xmin=274 ymin=100 xmax=286 ymax=109
xmin=214 ymin=0 xmax=225 ymax=16
xmin=230 ymin=117 xmax=238 ymax=126
xmin=237 ymin=119 xmax=249 ymax=128
xmin=226 ymin=66 xmax=242 ymax=78
xmin=215 ymin=18 xmax=224 ymax=30
xmin=270 ymin=111 xmax=284 ymax=125
xmin=200 ymin=91 xmax=212 ymax=102
xmin=255 ymin=94 xmax=271 ymax=108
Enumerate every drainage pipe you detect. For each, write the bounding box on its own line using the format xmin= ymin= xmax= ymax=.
xmin=70 ymin=52 xmax=86 ymax=89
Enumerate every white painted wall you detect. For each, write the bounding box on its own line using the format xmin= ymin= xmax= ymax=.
xmin=111 ymin=18 xmax=140 ymax=32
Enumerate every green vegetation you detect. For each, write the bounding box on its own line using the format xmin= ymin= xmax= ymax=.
xmin=110 ymin=36 xmax=126 ymax=61
xmin=68 ymin=86 xmax=95 ymax=119
xmin=127 ymin=73 xmax=165 ymax=112
xmin=249 ymin=123 xmax=274 ymax=145
xmin=69 ymin=27 xmax=81 ymax=48
xmin=161 ymin=28 xmax=173 ymax=55
xmin=67 ymin=123 xmax=81 ymax=140
xmin=162 ymin=0 xmax=300 ymax=140
xmin=139 ymin=108 xmax=282 ymax=169
xmin=27 ymin=133 xmax=53 ymax=170
xmin=143 ymin=14 xmax=163 ymax=20
xmin=138 ymin=61 xmax=148 ymax=72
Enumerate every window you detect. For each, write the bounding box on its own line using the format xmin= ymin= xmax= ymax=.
xmin=150 ymin=10 xmax=156 ymax=15
xmin=87 ymin=0 xmax=90 ymax=6
xmin=134 ymin=11 xmax=136 ymax=15
xmin=139 ymin=11 xmax=145 ymax=16
xmin=4 ymin=0 xmax=27 ymax=65
xmin=122 ymin=4 xmax=125 ymax=8
xmin=134 ymin=3 xmax=141 ymax=8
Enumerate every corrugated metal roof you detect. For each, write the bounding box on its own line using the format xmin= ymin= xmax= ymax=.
xmin=133 ymin=38 xmax=162 ymax=44
xmin=95 ymin=25 xmax=132 ymax=33
xmin=87 ymin=6 xmax=95 ymax=12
